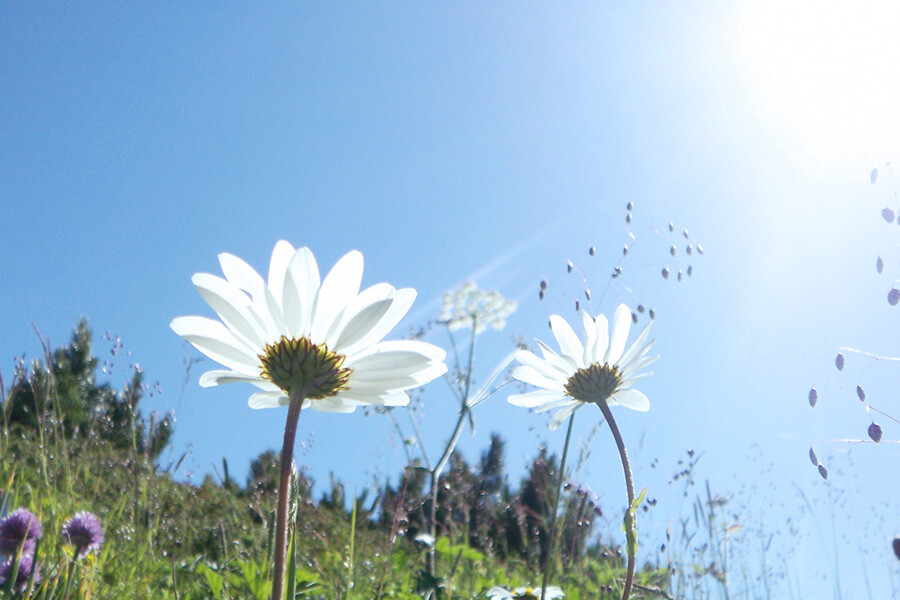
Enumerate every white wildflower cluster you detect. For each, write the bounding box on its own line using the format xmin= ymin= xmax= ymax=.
xmin=438 ymin=281 xmax=517 ymax=334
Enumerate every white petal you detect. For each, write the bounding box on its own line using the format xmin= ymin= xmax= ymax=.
xmin=311 ymin=250 xmax=364 ymax=341
xmin=282 ymin=247 xmax=320 ymax=337
xmin=508 ymin=389 xmax=567 ymax=408
xmin=511 ymin=365 xmax=565 ymax=391
xmin=514 ymin=349 xmax=570 ymax=382
xmin=592 ymin=313 xmax=609 ymax=364
xmin=170 ymin=316 xmax=259 ymax=373
xmin=581 ymin=310 xmax=597 ymax=366
xmin=339 ymin=287 xmax=417 ymax=356
xmin=248 ymin=390 xmax=289 ymax=409
xmin=218 ymin=252 xmax=265 ymax=296
xmin=604 ymin=304 xmax=633 ymax=364
xmin=609 ymin=388 xmax=650 ymax=411
xmin=192 ymin=273 xmax=266 ymax=349
xmin=332 ymin=298 xmax=394 ymax=351
xmin=351 ymin=339 xmax=446 ymax=364
xmin=198 ymin=369 xmax=271 ymax=388
xmin=549 ymin=314 xmax=584 ymax=362
xmin=549 ymin=401 xmax=582 ymax=430
xmin=620 ymin=353 xmax=659 ymax=380
xmin=536 ymin=340 xmax=579 ymax=374
xmin=267 ymin=240 xmax=296 ymax=306
xmin=349 ymin=348 xmax=436 ymax=372
xmin=311 ymin=398 xmax=359 ymax=413
xmin=339 ymin=389 xmax=410 ymax=407
xmin=617 ymin=322 xmax=653 ymax=369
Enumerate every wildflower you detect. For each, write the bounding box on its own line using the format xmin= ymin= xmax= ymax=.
xmin=438 ymin=281 xmax=517 ymax=334
xmin=486 ymin=585 xmax=564 ymax=600
xmin=171 ymin=241 xmax=447 ymax=411
xmin=61 ymin=512 xmax=104 ymax=559
xmin=508 ymin=304 xmax=657 ymax=429
xmin=0 ymin=553 xmax=40 ymax=592
xmin=0 ymin=508 xmax=42 ymax=557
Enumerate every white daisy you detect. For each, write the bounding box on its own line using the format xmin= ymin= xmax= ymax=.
xmin=486 ymin=585 xmax=564 ymax=600
xmin=171 ymin=241 xmax=447 ymax=412
xmin=508 ymin=304 xmax=657 ymax=429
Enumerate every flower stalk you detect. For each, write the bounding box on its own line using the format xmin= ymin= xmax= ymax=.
xmin=595 ymin=399 xmax=636 ymax=600
xmin=271 ymin=389 xmax=304 ymax=600
xmin=541 ymin=413 xmax=575 ymax=600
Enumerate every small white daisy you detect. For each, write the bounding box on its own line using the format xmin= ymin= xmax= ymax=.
xmin=486 ymin=585 xmax=565 ymax=600
xmin=508 ymin=304 xmax=657 ymax=429
xmin=171 ymin=241 xmax=447 ymax=411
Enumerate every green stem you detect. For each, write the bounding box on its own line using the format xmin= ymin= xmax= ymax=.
xmin=541 ymin=414 xmax=575 ymax=600
xmin=596 ymin=401 xmax=636 ymax=600
xmin=271 ymin=390 xmax=304 ymax=600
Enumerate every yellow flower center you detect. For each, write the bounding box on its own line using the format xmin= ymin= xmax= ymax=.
xmin=520 ymin=587 xmax=536 ymax=600
xmin=259 ymin=336 xmax=352 ymax=398
xmin=563 ymin=362 xmax=622 ymax=405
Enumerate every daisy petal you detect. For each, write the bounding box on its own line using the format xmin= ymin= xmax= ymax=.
xmin=514 ymin=349 xmax=570 ymax=382
xmin=311 ymin=250 xmax=364 ymax=341
xmin=248 ymin=390 xmax=288 ymax=409
xmin=192 ymin=273 xmax=266 ymax=348
xmin=550 ymin=401 xmax=582 ymax=430
xmin=549 ymin=315 xmax=584 ymax=362
xmin=609 ymin=388 xmax=650 ymax=411
xmin=617 ymin=322 xmax=653 ymax=369
xmin=508 ymin=389 xmax=568 ymax=408
xmin=267 ymin=240 xmax=296 ymax=305
xmin=605 ymin=304 xmax=632 ymax=364
xmin=198 ymin=369 xmax=272 ymax=388
xmin=592 ymin=313 xmax=609 ymax=364
xmin=511 ymin=365 xmax=566 ymax=391
xmin=581 ymin=310 xmax=597 ymax=366
xmin=170 ymin=316 xmax=259 ymax=373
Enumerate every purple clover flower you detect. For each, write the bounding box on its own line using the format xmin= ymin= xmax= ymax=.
xmin=0 ymin=508 xmax=42 ymax=557
xmin=0 ymin=553 xmax=41 ymax=591
xmin=61 ymin=512 xmax=104 ymax=559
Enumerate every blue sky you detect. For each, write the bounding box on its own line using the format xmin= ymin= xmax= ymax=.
xmin=3 ymin=2 xmax=900 ymax=597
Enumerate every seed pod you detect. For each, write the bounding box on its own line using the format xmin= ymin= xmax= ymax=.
xmin=893 ymin=537 xmax=900 ymax=561
xmin=889 ymin=288 xmax=900 ymax=306
xmin=868 ymin=422 xmax=883 ymax=443
xmin=877 ymin=256 xmax=884 ymax=274
xmin=539 ymin=289 xmax=545 ymax=300
xmin=871 ymin=168 xmax=879 ymax=184
xmin=575 ymin=300 xmax=580 ymax=311
xmin=661 ymin=267 xmax=670 ymax=280
xmin=540 ymin=280 xmax=547 ymax=290
xmin=623 ymin=244 xmax=629 ymax=256
xmin=626 ymin=201 xmax=633 ymax=211
xmin=835 ymin=353 xmax=845 ymax=371
xmin=683 ymin=229 xmax=689 ymax=239
xmin=883 ymin=208 xmax=896 ymax=223
xmin=697 ymin=244 xmax=704 ymax=255
xmin=670 ymin=245 xmax=676 ymax=256
xmin=567 ymin=260 xmax=573 ymax=273
xmin=809 ymin=446 xmax=818 ymax=466
xmin=589 ymin=246 xmax=596 ymax=256
xmin=818 ymin=464 xmax=828 ymax=480
xmin=637 ymin=304 xmax=645 ymax=313
xmin=857 ymin=385 xmax=866 ymax=402
xmin=668 ymin=222 xmax=674 ymax=232
xmin=626 ymin=213 xmax=632 ymax=224
xmin=585 ymin=289 xmax=591 ymax=301
xmin=649 ymin=308 xmax=656 ymax=319
xmin=677 ymin=270 xmax=683 ymax=281
xmin=631 ymin=312 xmax=638 ymax=323
xmin=808 ymin=387 xmax=818 ymax=407
xmin=687 ymin=265 xmax=693 ymax=276
xmin=686 ymin=244 xmax=693 ymax=255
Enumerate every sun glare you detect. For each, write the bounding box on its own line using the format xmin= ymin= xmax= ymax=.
xmin=739 ymin=0 xmax=900 ymax=162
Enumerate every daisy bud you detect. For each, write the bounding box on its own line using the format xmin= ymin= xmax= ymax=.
xmin=868 ymin=422 xmax=883 ymax=443
xmin=888 ymin=288 xmax=900 ymax=306
xmin=835 ymin=353 xmax=845 ymax=371
xmin=882 ymin=207 xmax=895 ymax=223
xmin=808 ymin=387 xmax=817 ymax=407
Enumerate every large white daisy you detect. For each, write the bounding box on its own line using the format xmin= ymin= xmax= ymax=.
xmin=171 ymin=241 xmax=447 ymax=412
xmin=508 ymin=304 xmax=657 ymax=429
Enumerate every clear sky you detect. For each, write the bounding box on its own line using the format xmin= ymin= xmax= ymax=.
xmin=3 ymin=2 xmax=900 ymax=597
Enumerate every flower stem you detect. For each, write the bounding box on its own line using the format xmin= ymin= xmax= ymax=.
xmin=541 ymin=413 xmax=575 ymax=600
xmin=596 ymin=401 xmax=636 ymax=600
xmin=271 ymin=390 xmax=304 ymax=600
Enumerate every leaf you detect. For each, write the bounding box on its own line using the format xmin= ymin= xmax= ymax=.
xmin=623 ymin=487 xmax=647 ymax=559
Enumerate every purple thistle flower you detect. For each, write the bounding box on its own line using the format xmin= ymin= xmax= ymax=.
xmin=0 ymin=553 xmax=41 ymax=591
xmin=61 ymin=512 xmax=104 ymax=559
xmin=0 ymin=508 xmax=42 ymax=557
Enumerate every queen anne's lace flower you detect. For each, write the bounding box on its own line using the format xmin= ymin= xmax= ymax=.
xmin=171 ymin=241 xmax=447 ymax=411
xmin=438 ymin=281 xmax=517 ymax=334
xmin=508 ymin=304 xmax=657 ymax=429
